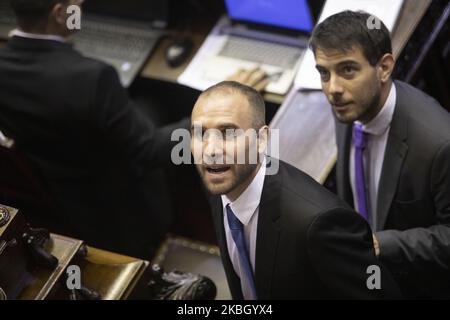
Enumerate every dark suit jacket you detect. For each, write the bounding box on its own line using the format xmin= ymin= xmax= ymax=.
xmin=335 ymin=80 xmax=450 ymax=298
xmin=210 ymin=160 xmax=402 ymax=299
xmin=0 ymin=36 xmax=189 ymax=258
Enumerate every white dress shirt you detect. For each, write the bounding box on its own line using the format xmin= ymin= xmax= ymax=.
xmin=9 ymin=29 xmax=66 ymax=43
xmin=221 ymin=158 xmax=266 ymax=300
xmin=350 ymin=83 xmax=397 ymax=229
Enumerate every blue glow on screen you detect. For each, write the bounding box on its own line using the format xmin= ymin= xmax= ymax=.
xmin=225 ymin=0 xmax=314 ymax=32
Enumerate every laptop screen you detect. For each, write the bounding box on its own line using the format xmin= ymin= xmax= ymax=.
xmin=225 ymin=0 xmax=314 ymax=32
xmin=83 ymin=0 xmax=168 ymax=28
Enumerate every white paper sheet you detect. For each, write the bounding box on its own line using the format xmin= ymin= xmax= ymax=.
xmin=269 ymin=89 xmax=337 ymax=184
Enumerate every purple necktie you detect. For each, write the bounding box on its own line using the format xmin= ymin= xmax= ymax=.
xmin=353 ymin=124 xmax=369 ymax=221
xmin=226 ymin=204 xmax=257 ymax=299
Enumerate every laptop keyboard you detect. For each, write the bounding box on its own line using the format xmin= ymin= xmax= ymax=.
xmin=218 ymin=36 xmax=304 ymax=69
xmin=72 ymin=19 xmax=160 ymax=62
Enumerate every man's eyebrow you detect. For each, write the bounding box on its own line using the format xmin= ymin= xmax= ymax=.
xmin=316 ymin=60 xmax=360 ymax=70
xmin=336 ymin=60 xmax=360 ymax=67
xmin=216 ymin=123 xmax=239 ymax=130
xmin=190 ymin=123 xmax=239 ymax=130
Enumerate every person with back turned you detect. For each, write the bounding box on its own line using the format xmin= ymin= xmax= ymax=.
xmin=0 ymin=0 xmax=190 ymax=258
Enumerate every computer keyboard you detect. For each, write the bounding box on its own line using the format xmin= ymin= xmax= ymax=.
xmin=218 ymin=36 xmax=304 ymax=69
xmin=72 ymin=18 xmax=160 ymax=62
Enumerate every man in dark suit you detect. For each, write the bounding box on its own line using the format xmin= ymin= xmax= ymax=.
xmin=310 ymin=11 xmax=450 ymax=298
xmin=190 ymin=81 xmax=401 ymax=299
xmin=0 ymin=0 xmax=189 ymax=258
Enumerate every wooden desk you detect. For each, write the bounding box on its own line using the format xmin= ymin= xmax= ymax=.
xmin=73 ymin=246 xmax=148 ymax=300
xmin=141 ymin=32 xmax=206 ymax=84
xmin=18 ymin=234 xmax=83 ymax=300
xmin=152 ymin=235 xmax=231 ymax=300
xmin=16 ymin=233 xmax=148 ymax=300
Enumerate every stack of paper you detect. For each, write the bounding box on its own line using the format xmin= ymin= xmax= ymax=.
xmin=269 ymin=90 xmax=337 ymax=183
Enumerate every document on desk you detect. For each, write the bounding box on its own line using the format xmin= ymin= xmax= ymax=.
xmin=269 ymin=89 xmax=337 ymax=184
xmin=294 ymin=0 xmax=404 ymax=90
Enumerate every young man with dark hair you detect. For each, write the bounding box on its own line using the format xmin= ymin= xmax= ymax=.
xmin=310 ymin=10 xmax=450 ymax=298
xmin=0 ymin=0 xmax=190 ymax=258
xmin=191 ymin=81 xmax=402 ymax=299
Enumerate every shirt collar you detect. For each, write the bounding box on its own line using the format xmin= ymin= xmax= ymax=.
xmin=221 ymin=158 xmax=267 ymax=226
xmin=356 ymin=83 xmax=397 ymax=136
xmin=9 ymin=29 xmax=66 ymax=43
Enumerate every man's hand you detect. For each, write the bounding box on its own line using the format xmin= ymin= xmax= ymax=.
xmin=226 ymin=67 xmax=269 ymax=92
xmin=373 ymin=234 xmax=380 ymax=257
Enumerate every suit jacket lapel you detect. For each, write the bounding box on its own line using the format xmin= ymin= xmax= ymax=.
xmin=376 ymin=82 xmax=409 ymax=230
xmin=254 ymin=166 xmax=281 ymax=299
xmin=335 ymin=119 xmax=354 ymax=206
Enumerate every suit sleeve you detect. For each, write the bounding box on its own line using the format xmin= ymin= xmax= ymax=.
xmin=90 ymin=65 xmax=190 ymax=168
xmin=307 ymin=208 xmax=402 ymax=299
xmin=375 ymin=141 xmax=450 ymax=290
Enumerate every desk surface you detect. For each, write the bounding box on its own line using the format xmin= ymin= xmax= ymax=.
xmin=18 ymin=234 xmax=83 ymax=300
xmin=17 ymin=234 xmax=148 ymax=300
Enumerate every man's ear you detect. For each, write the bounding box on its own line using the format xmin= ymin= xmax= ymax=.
xmin=258 ymin=125 xmax=269 ymax=155
xmin=379 ymin=53 xmax=395 ymax=83
xmin=51 ymin=3 xmax=68 ymax=26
